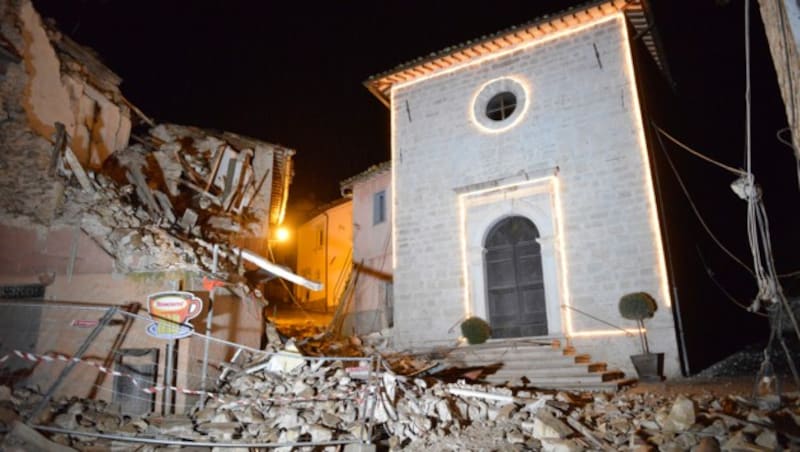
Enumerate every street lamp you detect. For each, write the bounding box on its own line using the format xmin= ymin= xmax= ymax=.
xmin=274 ymin=226 xmax=290 ymax=243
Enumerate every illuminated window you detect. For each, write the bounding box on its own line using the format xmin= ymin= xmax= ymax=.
xmin=373 ymin=190 xmax=386 ymax=225
xmin=486 ymin=92 xmax=517 ymax=121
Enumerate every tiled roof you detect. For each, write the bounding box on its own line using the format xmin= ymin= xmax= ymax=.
xmin=364 ymin=0 xmax=669 ymax=106
xmin=340 ymin=161 xmax=391 ymax=192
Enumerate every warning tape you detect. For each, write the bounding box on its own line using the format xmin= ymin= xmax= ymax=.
xmin=0 ymin=350 xmax=369 ymax=407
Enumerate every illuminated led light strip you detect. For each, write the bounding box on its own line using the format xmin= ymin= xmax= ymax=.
xmin=458 ymin=195 xmax=471 ymax=316
xmin=569 ymin=328 xmax=642 ymax=338
xmin=458 ymin=175 xmax=561 ymax=323
xmin=618 ymin=15 xmax=673 ymax=309
xmin=551 ymin=176 xmax=574 ymax=336
xmin=469 ymin=76 xmax=532 ymax=134
xmin=392 ymin=14 xmax=620 ymax=95
xmin=391 ymin=12 xmax=671 ymax=339
xmin=390 ymin=89 xmax=398 ymax=270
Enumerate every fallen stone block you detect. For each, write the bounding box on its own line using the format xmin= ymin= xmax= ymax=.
xmin=532 ymin=410 xmax=574 ymax=440
xmin=539 ymin=437 xmax=584 ymax=452
xmin=662 ymin=395 xmax=695 ymax=432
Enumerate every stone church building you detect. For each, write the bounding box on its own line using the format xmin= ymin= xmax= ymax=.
xmin=365 ymin=0 xmax=684 ymax=377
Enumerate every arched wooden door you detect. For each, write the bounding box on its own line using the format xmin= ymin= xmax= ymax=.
xmin=484 ymin=216 xmax=548 ymax=338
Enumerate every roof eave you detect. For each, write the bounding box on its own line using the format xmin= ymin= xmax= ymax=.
xmin=364 ymin=0 xmax=671 ymax=106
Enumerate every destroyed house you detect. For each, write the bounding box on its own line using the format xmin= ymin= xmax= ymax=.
xmin=365 ymin=0 xmax=687 ymax=378
xmin=0 ymin=0 xmax=297 ymax=407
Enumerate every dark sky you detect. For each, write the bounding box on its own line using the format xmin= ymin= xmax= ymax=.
xmin=32 ymin=0 xmax=800 ymax=279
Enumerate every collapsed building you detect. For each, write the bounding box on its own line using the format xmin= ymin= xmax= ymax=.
xmin=0 ymin=0 xmax=307 ymax=410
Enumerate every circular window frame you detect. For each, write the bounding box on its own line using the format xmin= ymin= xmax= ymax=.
xmin=471 ymin=77 xmax=529 ymax=133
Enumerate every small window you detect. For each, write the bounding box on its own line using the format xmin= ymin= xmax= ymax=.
xmin=315 ymin=225 xmax=324 ymax=249
xmin=373 ymin=190 xmax=386 ymax=225
xmin=486 ymin=92 xmax=517 ymax=121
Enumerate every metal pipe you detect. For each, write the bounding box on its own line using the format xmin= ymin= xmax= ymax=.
xmin=25 ymin=306 xmax=118 ymax=423
xmin=163 ymin=340 xmax=176 ymax=415
xmin=238 ymin=247 xmax=323 ymax=292
xmin=200 ymin=244 xmax=219 ymax=408
xmin=193 ymin=239 xmax=322 ymax=291
xmin=31 ymin=425 xmax=362 ymax=448
xmin=0 ymin=299 xmax=115 ymax=310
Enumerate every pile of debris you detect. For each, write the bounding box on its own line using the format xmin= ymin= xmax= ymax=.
xmin=1 ymin=348 xmax=798 ymax=451
xmin=55 ymin=123 xmax=294 ymax=276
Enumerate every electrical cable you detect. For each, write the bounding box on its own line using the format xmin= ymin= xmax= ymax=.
xmin=742 ymin=0 xmax=800 ymax=394
xmin=653 ymin=123 xmax=800 ymax=280
xmin=651 ymin=124 xmax=746 ymax=176
xmin=695 ymin=246 xmax=767 ymax=317
xmin=651 ymin=122 xmax=755 ymax=276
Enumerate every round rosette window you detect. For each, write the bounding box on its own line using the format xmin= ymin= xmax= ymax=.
xmin=471 ymin=77 xmax=529 ymax=133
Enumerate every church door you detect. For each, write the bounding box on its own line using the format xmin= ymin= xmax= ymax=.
xmin=484 ymin=216 xmax=548 ymax=338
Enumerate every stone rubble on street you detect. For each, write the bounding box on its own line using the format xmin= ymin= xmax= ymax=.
xmin=0 ymin=344 xmax=798 ymax=451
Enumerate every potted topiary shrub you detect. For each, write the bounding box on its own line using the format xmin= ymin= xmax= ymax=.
xmin=619 ymin=292 xmax=664 ymax=382
xmin=460 ymin=317 xmax=491 ymax=345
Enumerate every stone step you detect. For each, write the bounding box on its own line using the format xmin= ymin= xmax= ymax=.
xmin=483 ymin=361 xmax=607 ymax=375
xmin=450 ymin=338 xmax=562 ymax=351
xmin=446 ymin=354 xmax=592 ymax=368
xmin=447 ymin=343 xmax=569 ymax=357
xmin=447 ymin=348 xmax=575 ymax=360
xmin=437 ymin=339 xmax=629 ymax=392
xmin=526 ymin=378 xmax=638 ymax=392
xmin=481 ymin=369 xmax=626 ymax=386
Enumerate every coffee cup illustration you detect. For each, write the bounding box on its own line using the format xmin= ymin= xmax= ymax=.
xmin=146 ymin=291 xmax=203 ymax=339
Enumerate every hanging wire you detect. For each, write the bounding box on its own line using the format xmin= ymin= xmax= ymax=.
xmin=651 ymin=122 xmax=755 ymax=275
xmin=652 ymin=122 xmax=800 ymax=279
xmin=741 ymin=0 xmax=800 ymax=396
xmin=651 ymin=124 xmax=747 ymax=176
xmin=695 ymin=246 xmax=768 ymax=317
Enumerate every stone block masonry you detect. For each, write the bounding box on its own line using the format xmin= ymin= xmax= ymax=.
xmin=390 ymin=16 xmax=680 ymax=377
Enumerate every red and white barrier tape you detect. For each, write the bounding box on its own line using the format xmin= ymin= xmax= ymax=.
xmin=1 ymin=350 xmax=368 ymax=406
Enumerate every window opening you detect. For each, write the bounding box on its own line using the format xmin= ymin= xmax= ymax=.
xmin=373 ymin=190 xmax=387 ymax=225
xmin=486 ymin=92 xmax=517 ymax=121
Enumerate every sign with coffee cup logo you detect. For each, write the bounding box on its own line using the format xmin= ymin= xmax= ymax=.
xmin=146 ymin=291 xmax=203 ymax=339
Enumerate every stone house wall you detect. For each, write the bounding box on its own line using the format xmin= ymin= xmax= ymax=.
xmin=295 ymin=200 xmax=353 ymax=311
xmin=343 ymin=167 xmax=393 ymax=335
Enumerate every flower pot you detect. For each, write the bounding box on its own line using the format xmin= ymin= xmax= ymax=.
xmin=630 ymin=352 xmax=664 ymax=382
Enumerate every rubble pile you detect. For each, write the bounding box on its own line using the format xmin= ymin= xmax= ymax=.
xmin=46 ymin=122 xmax=295 ymax=275
xmin=1 ymin=352 xmax=799 ymax=451
xmin=105 ymin=124 xmax=288 ymax=242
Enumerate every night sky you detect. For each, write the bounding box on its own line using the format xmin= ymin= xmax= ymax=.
xmin=32 ymin=0 xmax=800 ymax=345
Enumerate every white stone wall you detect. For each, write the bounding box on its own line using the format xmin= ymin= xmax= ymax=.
xmin=345 ymin=170 xmax=392 ymax=334
xmin=391 ymin=16 xmax=679 ymax=376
